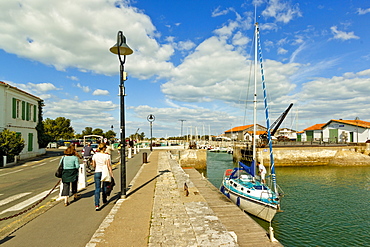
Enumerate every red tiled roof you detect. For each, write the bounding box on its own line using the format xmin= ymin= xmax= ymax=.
xmin=327 ymin=119 xmax=370 ymax=129
xmin=304 ymin=123 xmax=325 ymax=131
xmin=0 ymin=81 xmax=42 ymax=101
xmin=245 ymin=130 xmax=266 ymax=135
xmin=225 ymin=124 xmax=254 ymax=133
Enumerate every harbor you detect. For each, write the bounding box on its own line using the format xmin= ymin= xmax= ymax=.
xmin=206 ymin=151 xmax=370 ymax=247
xmin=88 ymin=149 xmax=282 ymax=247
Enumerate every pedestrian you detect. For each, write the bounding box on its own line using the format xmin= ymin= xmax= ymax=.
xmin=92 ymin=143 xmax=114 ymax=210
xmin=258 ymin=162 xmax=267 ymax=184
xmin=105 ymin=141 xmax=113 ymax=162
xmin=72 ymin=143 xmax=82 ymax=159
xmin=60 ymin=145 xmax=80 ymax=206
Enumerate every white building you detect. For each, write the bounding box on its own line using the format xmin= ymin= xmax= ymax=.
xmin=0 ymin=81 xmax=44 ymax=161
xmin=300 ymin=120 xmax=370 ymax=143
xmin=322 ymin=119 xmax=370 ymax=143
xmin=275 ymin=128 xmax=297 ymax=140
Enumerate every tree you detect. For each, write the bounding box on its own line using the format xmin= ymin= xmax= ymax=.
xmin=36 ymin=100 xmax=52 ymax=148
xmin=92 ymin=128 xmax=104 ymax=136
xmin=82 ymin=127 xmax=93 ymax=136
xmin=105 ymin=130 xmax=116 ymax=139
xmin=44 ymin=117 xmax=74 ymax=140
xmin=139 ymin=132 xmax=145 ymax=140
xmin=0 ymin=129 xmax=25 ymax=161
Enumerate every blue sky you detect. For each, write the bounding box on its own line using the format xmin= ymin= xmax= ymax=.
xmin=1 ymin=0 xmax=370 ymax=138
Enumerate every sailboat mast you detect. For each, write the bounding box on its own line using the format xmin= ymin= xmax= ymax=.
xmin=252 ymin=22 xmax=258 ymax=166
xmin=256 ymin=22 xmax=278 ymax=195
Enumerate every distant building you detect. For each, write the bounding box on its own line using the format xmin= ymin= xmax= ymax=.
xmin=322 ymin=119 xmax=370 ymax=143
xmin=0 ymin=81 xmax=44 ymax=161
xmin=301 ymin=119 xmax=370 ymax=143
xmin=301 ymin=123 xmax=326 ymax=142
xmin=275 ymin=128 xmax=297 ymax=140
xmin=224 ymin=124 xmax=267 ymax=141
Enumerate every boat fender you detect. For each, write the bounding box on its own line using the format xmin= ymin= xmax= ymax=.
xmin=225 ymin=169 xmax=233 ymax=176
xmin=269 ymin=227 xmax=278 ymax=242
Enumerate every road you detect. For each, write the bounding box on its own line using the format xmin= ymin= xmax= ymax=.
xmin=0 ymin=148 xmax=147 ymax=246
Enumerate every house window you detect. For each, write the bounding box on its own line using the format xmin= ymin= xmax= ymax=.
xmin=16 ymin=100 xmax=20 ymax=119
xmin=28 ymin=103 xmax=33 ymax=121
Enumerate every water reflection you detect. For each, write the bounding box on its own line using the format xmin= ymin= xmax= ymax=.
xmin=207 ymin=152 xmax=370 ymax=247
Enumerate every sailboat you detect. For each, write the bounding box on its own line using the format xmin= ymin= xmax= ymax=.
xmin=219 ymin=21 xmax=282 ymax=222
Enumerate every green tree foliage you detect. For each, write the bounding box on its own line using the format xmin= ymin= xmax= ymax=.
xmin=82 ymin=127 xmax=93 ymax=136
xmin=92 ymin=128 xmax=104 ymax=136
xmin=105 ymin=130 xmax=116 ymax=139
xmin=35 ymin=100 xmax=52 ymax=148
xmin=0 ymin=129 xmax=25 ymax=157
xmin=44 ymin=117 xmax=74 ymax=140
xmin=75 ymin=133 xmax=83 ymax=139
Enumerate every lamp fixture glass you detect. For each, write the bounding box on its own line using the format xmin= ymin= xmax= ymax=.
xmin=110 ymin=32 xmax=133 ymax=56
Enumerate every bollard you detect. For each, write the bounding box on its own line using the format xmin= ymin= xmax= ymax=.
xmin=128 ymin=147 xmax=132 ymax=158
xmin=77 ymin=163 xmax=87 ymax=190
xmin=143 ymin=152 xmax=148 ymax=163
xmin=134 ymin=146 xmax=137 ymax=154
xmin=2 ymin=156 xmax=6 ymax=167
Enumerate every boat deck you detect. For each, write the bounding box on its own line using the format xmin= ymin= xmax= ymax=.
xmin=184 ymin=168 xmax=283 ymax=247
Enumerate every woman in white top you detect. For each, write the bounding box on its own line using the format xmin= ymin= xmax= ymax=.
xmin=92 ymin=143 xmax=113 ymax=210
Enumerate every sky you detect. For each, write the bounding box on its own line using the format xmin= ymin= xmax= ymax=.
xmin=1 ymin=0 xmax=370 ymax=139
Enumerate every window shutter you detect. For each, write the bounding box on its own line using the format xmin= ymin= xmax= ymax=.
xmin=33 ymin=105 xmax=37 ymax=122
xmin=26 ymin=102 xmax=30 ymax=121
xmin=28 ymin=133 xmax=33 ymax=151
xmin=12 ymin=98 xmax=17 ymax=119
xmin=22 ymin=101 xmax=25 ymax=120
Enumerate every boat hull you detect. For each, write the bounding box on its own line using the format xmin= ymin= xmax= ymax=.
xmin=220 ymin=183 xmax=278 ymax=222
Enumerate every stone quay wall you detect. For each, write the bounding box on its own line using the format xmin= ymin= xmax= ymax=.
xmin=234 ymin=144 xmax=370 ymax=166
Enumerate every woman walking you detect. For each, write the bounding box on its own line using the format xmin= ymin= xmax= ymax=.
xmin=92 ymin=143 xmax=113 ymax=210
xmin=60 ymin=145 xmax=80 ymax=206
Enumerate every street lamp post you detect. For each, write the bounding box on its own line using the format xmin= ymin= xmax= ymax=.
xmin=147 ymin=114 xmax=155 ymax=151
xmin=110 ymin=31 xmax=133 ymax=198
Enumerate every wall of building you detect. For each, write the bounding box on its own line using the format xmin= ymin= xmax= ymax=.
xmin=323 ymin=123 xmax=370 ymax=143
xmin=0 ymin=84 xmax=42 ymax=160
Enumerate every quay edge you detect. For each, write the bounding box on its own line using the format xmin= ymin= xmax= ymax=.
xmin=233 ymin=145 xmax=370 ymax=166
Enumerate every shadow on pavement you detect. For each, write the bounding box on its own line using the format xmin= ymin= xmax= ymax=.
xmin=126 ymin=169 xmax=170 ymax=197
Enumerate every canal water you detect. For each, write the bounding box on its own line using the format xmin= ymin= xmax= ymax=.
xmin=207 ymin=151 xmax=370 ymax=247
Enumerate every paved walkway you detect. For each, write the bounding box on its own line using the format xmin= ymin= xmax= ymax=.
xmin=86 ymin=150 xmax=282 ymax=247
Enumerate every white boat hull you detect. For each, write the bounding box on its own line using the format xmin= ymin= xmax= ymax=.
xmin=222 ymin=186 xmax=277 ymax=222
xmin=220 ymin=178 xmax=278 ymax=222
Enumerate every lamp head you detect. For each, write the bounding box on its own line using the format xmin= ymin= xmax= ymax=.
xmin=110 ymin=32 xmax=133 ymax=56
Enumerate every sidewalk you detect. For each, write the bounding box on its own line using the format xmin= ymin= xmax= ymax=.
xmin=87 ymin=150 xmax=282 ymax=247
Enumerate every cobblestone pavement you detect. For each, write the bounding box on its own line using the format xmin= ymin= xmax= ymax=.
xmin=148 ymin=152 xmax=238 ymax=246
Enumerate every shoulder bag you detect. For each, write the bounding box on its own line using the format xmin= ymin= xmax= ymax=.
xmin=55 ymin=156 xmax=64 ymax=178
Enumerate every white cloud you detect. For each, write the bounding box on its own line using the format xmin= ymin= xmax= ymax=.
xmin=278 ymin=47 xmax=288 ymax=54
xmin=177 ymin=40 xmax=196 ymax=51
xmin=214 ymin=20 xmax=239 ymax=37
xmin=0 ymin=0 xmax=175 ymax=79
xmin=212 ymin=6 xmax=233 ymax=17
xmin=232 ymin=31 xmax=251 ymax=47
xmin=92 ymin=89 xmax=109 ymax=96
xmin=8 ymin=82 xmax=60 ymax=97
xmin=130 ymin=105 xmax=237 ymax=136
xmin=76 ymin=83 xmax=90 ymax=93
xmin=330 ymin=26 xmax=360 ymax=40
xmin=44 ymin=98 xmax=118 ymax=132
xmin=67 ymin=76 xmax=79 ymax=81
xmin=357 ymin=8 xmax=370 ymax=15
xmin=262 ymin=0 xmax=302 ymax=24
